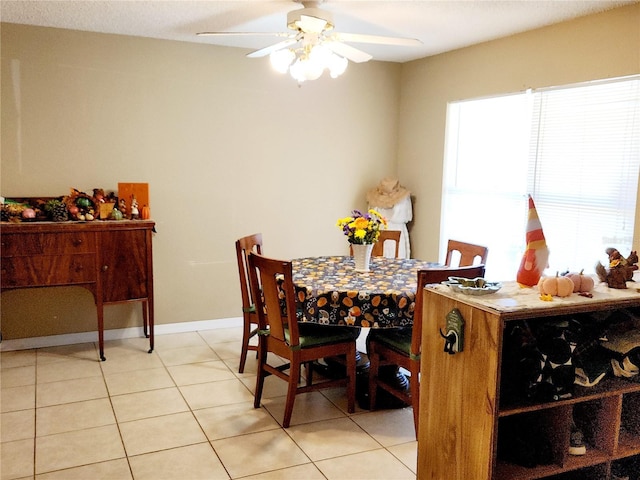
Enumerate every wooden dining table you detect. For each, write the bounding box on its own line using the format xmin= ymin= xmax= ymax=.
xmin=288 ymin=255 xmax=439 ymax=409
xmin=291 ymin=255 xmax=439 ymax=329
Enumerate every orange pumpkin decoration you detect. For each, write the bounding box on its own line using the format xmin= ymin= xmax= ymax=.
xmin=565 ymin=269 xmax=595 ymax=293
xmin=537 ymin=273 xmax=574 ymax=297
xmin=140 ymin=205 xmax=151 ymax=220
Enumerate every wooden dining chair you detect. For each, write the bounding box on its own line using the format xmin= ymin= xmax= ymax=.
xmin=248 ymin=252 xmax=357 ymax=428
xmin=235 ymin=233 xmax=264 ymax=373
xmin=445 ymin=239 xmax=488 ymax=267
xmin=372 ymin=230 xmax=401 ymax=258
xmin=367 ymin=264 xmax=486 ymax=434
xmin=349 ymin=230 xmax=402 ymax=258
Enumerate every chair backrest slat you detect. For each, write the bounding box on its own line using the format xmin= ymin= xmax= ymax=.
xmin=445 ymin=239 xmax=488 ymax=267
xmin=349 ymin=230 xmax=402 ymax=258
xmin=372 ymin=230 xmax=401 ymax=258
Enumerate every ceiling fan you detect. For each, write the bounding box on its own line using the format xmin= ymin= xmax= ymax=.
xmin=197 ymin=0 xmax=422 ymax=82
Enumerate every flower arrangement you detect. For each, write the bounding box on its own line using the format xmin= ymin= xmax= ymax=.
xmin=336 ymin=209 xmax=387 ymax=244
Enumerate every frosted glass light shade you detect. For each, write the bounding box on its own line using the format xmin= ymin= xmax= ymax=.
xmin=289 ymin=57 xmax=323 ymax=82
xmin=270 ymin=49 xmax=295 ymax=73
xmin=328 ymin=54 xmax=348 ymax=78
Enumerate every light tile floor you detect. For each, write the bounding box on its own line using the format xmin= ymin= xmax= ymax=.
xmin=1 ymin=327 xmax=417 ymax=479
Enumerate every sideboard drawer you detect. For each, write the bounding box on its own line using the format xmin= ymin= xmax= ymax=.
xmin=1 ymin=254 xmax=96 ymax=288
xmin=1 ymin=232 xmax=95 ymax=257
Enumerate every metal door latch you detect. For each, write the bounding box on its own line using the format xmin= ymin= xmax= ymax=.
xmin=440 ymin=308 xmax=465 ymax=354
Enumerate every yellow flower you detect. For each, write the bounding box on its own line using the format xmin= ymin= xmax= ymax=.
xmin=354 ymin=229 xmax=366 ymax=239
xmin=353 ymin=217 xmax=369 ymax=230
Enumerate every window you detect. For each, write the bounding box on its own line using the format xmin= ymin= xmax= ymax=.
xmin=441 ymin=76 xmax=640 ymax=280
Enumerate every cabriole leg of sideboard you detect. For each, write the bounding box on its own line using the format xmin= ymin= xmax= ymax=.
xmin=142 ymin=298 xmax=155 ymax=353
xmin=97 ymin=302 xmax=106 ymax=361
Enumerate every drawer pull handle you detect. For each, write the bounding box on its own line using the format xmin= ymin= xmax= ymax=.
xmin=102 ymin=265 xmax=109 ymax=272
xmin=73 ymin=239 xmax=84 ymax=246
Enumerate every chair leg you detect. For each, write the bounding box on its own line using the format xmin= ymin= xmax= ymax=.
xmin=409 ymin=365 xmax=420 ymax=436
xmin=305 ymin=361 xmax=313 ymax=386
xmin=253 ymin=338 xmax=267 ymax=409
xmin=346 ymin=346 xmax=356 ymax=414
xmin=368 ymin=345 xmax=380 ymax=411
xmin=239 ymin=314 xmax=252 ymax=373
xmin=283 ymin=361 xmax=301 ymax=428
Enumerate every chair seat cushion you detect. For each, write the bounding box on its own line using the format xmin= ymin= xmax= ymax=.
xmin=368 ymin=327 xmax=413 ymax=356
xmin=286 ymin=323 xmax=358 ymax=349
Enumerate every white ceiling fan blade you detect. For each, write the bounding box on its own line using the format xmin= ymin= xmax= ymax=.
xmin=247 ymin=38 xmax=299 ymax=58
xmin=196 ymin=31 xmax=291 ymax=38
xmin=333 ymin=32 xmax=422 ymax=47
xmin=324 ymin=41 xmax=372 ymax=63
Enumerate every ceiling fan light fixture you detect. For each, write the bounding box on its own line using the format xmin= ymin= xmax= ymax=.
xmin=269 ymin=43 xmax=349 ymax=83
xmin=271 ymin=43 xmax=348 ymax=82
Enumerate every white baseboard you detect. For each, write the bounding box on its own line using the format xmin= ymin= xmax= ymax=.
xmin=0 ymin=317 xmax=243 ymax=352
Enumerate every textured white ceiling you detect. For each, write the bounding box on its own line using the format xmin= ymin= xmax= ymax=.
xmin=1 ymin=0 xmax=635 ymax=63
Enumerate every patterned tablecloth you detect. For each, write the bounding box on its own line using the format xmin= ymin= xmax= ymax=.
xmin=291 ymin=256 xmax=438 ymax=328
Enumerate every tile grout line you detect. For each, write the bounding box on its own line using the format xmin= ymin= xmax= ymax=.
xmin=159 ymin=333 xmax=235 ymax=480
xmin=99 ymin=346 xmax=136 ymax=480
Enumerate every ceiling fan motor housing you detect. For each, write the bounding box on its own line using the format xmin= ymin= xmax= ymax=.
xmin=287 ymin=7 xmax=334 ymax=32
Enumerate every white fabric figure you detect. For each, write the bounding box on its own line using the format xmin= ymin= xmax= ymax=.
xmin=366 ymin=177 xmax=413 ymax=259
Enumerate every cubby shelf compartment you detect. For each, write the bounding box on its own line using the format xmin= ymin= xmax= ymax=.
xmin=617 ymin=431 xmax=640 ymax=458
xmin=611 ymin=455 xmax=640 ymax=480
xmin=495 ymin=454 xmax=609 ymax=480
xmin=618 ymin=391 xmax=640 ymax=458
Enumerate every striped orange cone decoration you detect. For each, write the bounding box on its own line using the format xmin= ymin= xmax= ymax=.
xmin=517 ymin=195 xmax=549 ymax=287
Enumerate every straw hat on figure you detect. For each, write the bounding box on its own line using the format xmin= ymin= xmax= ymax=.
xmin=366 ymin=177 xmax=413 ymax=258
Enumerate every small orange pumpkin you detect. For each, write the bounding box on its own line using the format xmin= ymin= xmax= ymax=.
xmin=140 ymin=205 xmax=151 ymax=220
xmin=538 ymin=272 xmax=574 ymax=297
xmin=564 ymin=269 xmax=595 ymax=293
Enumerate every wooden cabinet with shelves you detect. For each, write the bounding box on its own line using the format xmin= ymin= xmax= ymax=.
xmin=417 ymin=281 xmax=640 ymax=480
xmin=1 ymin=220 xmax=155 ymax=361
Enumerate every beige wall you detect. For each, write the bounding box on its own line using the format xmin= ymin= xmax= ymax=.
xmin=398 ymin=3 xmax=640 ymax=263
xmin=2 ymin=3 xmax=639 ymax=340
xmin=0 ymin=24 xmax=402 ymax=338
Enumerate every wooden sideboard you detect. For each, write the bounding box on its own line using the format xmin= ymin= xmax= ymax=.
xmin=418 ymin=281 xmax=640 ymax=479
xmin=1 ymin=220 xmax=155 ymax=361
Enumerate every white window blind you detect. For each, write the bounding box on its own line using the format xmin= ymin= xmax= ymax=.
xmin=441 ymin=76 xmax=640 ymax=281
